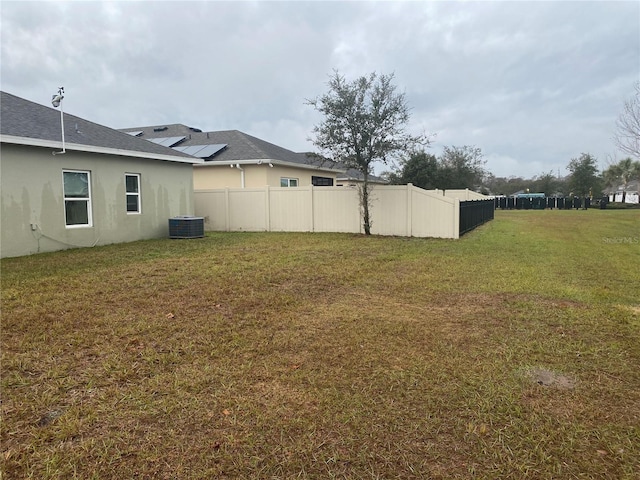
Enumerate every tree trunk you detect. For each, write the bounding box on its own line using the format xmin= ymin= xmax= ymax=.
xmin=361 ymin=174 xmax=371 ymax=235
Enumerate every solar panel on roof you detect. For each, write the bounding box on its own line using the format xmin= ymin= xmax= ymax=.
xmin=194 ymin=144 xmax=227 ymax=158
xmin=173 ymin=145 xmax=206 ymax=156
xmin=172 ymin=144 xmax=227 ymax=158
xmin=148 ymin=136 xmax=186 ymax=147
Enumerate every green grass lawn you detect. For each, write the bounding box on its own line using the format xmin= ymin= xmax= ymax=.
xmin=2 ymin=209 xmax=639 ymax=479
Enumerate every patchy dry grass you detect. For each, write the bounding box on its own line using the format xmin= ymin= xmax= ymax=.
xmin=2 ymin=209 xmax=639 ymax=479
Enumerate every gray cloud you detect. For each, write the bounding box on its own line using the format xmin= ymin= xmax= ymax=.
xmin=2 ymin=1 xmax=638 ymax=178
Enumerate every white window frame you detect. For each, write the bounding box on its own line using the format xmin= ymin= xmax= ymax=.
xmin=280 ymin=177 xmax=299 ymax=187
xmin=62 ymin=169 xmax=93 ymax=228
xmin=125 ymin=173 xmax=142 ymax=214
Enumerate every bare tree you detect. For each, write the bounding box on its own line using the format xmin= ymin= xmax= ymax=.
xmin=614 ymin=82 xmax=640 ymax=159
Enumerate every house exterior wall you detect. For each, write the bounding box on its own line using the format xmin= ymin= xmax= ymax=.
xmin=193 ymin=165 xmax=265 ymax=189
xmin=610 ymin=191 xmax=639 ymax=203
xmin=193 ymin=164 xmax=337 ymax=189
xmin=194 ymin=184 xmax=460 ymax=239
xmin=265 ymin=165 xmax=336 ymax=187
xmin=1 ymin=143 xmax=194 ymax=258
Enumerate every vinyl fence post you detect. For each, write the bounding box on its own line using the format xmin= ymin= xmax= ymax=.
xmin=224 ymin=188 xmax=230 ymax=232
xmin=407 ymin=183 xmax=413 ymax=237
xmin=454 ymin=198 xmax=460 ymax=239
xmin=309 ymin=185 xmax=315 ymax=233
xmin=265 ymin=186 xmax=271 ymax=232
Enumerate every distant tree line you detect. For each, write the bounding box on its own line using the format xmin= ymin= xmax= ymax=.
xmin=386 ymin=149 xmax=639 ymax=199
xmin=384 ymin=146 xmax=487 ymax=191
xmin=381 ymin=82 xmax=640 ymax=199
xmin=487 ymin=154 xmax=639 ymax=199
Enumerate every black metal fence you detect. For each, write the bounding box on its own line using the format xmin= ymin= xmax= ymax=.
xmin=494 ymin=196 xmax=593 ymax=210
xmin=459 ymin=199 xmax=495 ymax=236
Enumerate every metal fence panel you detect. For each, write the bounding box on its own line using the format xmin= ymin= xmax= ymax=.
xmin=459 ymin=199 xmax=495 ymax=236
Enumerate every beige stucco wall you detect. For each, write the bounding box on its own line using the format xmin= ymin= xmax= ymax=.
xmin=1 ymin=143 xmax=195 ymax=258
xmin=193 ymin=165 xmax=262 ymax=189
xmin=194 ymin=163 xmax=337 ymax=189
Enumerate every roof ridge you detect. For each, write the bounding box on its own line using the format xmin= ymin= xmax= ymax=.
xmin=235 ymin=131 xmax=271 ymax=158
xmin=1 ymin=91 xmax=196 ymax=160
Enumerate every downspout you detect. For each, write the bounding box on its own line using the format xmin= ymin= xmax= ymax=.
xmin=235 ymin=164 xmax=245 ymax=188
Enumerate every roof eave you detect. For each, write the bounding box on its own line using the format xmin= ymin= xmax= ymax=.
xmin=336 ymin=176 xmax=389 ymax=184
xmin=0 ymin=134 xmax=203 ymax=164
xmin=194 ymin=158 xmax=344 ymax=173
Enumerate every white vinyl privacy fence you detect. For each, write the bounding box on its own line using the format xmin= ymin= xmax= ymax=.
xmin=194 ymin=184 xmax=462 ymax=239
xmin=444 ymin=189 xmax=489 ymax=201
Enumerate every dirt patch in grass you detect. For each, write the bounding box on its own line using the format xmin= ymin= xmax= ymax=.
xmin=622 ymin=304 xmax=640 ymax=315
xmin=526 ymin=367 xmax=577 ymax=389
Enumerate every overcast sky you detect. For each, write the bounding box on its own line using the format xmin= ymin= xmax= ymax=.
xmin=1 ymin=1 xmax=638 ymax=178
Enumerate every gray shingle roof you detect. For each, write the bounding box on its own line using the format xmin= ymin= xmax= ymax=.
xmin=336 ymin=167 xmax=389 ymax=184
xmin=120 ymin=124 xmax=341 ymax=170
xmin=1 ymin=92 xmax=195 ymax=160
xmin=603 ymin=179 xmax=639 ymax=194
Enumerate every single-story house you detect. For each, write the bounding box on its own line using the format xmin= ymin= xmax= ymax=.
xmin=604 ymin=180 xmax=639 ymax=204
xmin=119 ymin=124 xmax=344 ymax=189
xmin=1 ymin=91 xmax=202 ymax=258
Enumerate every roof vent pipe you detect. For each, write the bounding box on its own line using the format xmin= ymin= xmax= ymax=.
xmin=51 ymin=87 xmax=65 ymax=155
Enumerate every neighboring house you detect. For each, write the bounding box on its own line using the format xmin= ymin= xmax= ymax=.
xmin=119 ymin=124 xmax=344 ymax=189
xmin=604 ymin=180 xmax=639 ymax=204
xmin=335 ymin=167 xmax=389 ymax=187
xmin=1 ymin=92 xmax=201 ymax=258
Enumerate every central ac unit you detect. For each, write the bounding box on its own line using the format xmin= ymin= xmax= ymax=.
xmin=169 ymin=216 xmax=204 ymax=239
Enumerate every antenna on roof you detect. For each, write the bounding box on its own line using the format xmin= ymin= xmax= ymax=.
xmin=51 ymin=87 xmax=65 ymax=155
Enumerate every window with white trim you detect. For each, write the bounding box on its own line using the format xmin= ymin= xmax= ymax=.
xmin=280 ymin=177 xmax=298 ymax=187
xmin=63 ymin=170 xmax=92 ymax=227
xmin=125 ymin=173 xmax=141 ymax=214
